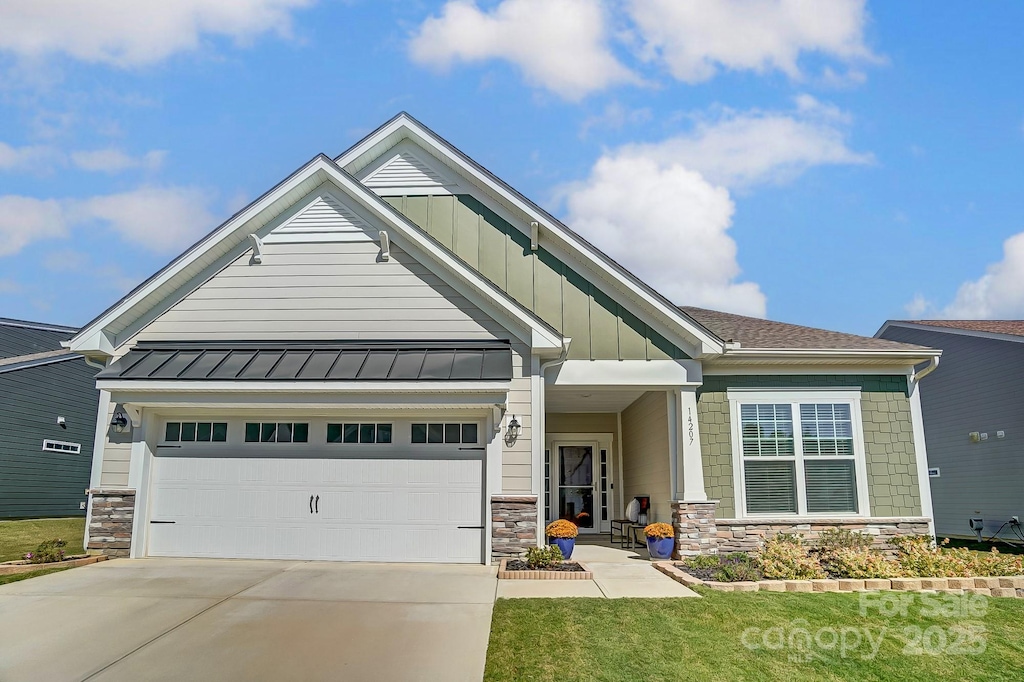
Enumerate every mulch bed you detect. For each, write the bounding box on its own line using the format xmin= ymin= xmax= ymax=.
xmin=505 ymin=560 xmax=587 ymax=572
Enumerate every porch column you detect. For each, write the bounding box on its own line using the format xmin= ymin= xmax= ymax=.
xmin=677 ymin=387 xmax=707 ymax=501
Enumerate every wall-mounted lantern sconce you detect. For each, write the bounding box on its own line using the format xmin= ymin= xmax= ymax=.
xmin=504 ymin=415 xmax=521 ymax=446
xmin=110 ymin=412 xmax=129 ymax=433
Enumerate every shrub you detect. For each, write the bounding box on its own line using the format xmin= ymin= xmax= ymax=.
xmin=644 ymin=522 xmax=674 ymax=539
xmin=816 ymin=528 xmax=874 ymax=557
xmin=756 ymin=534 xmax=826 ymax=580
xmin=684 ymin=554 xmax=722 ymax=571
xmin=25 ymin=538 xmax=67 ymax=564
xmin=525 ymin=545 xmax=564 ymax=569
xmin=971 ymin=548 xmax=1024 ymax=577
xmin=716 ymin=553 xmax=762 ymax=582
xmin=892 ymin=535 xmax=973 ymax=577
xmin=826 ymin=547 xmax=901 ymax=579
xmin=545 ymin=519 xmax=579 ymax=539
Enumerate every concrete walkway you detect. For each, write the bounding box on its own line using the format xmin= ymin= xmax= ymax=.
xmin=496 ymin=544 xmax=699 ymax=599
xmin=0 ymin=558 xmax=497 ymax=682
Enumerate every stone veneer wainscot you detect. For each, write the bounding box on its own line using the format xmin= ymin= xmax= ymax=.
xmin=87 ymin=489 xmax=135 ymax=558
xmin=491 ymin=494 xmax=538 ymax=561
xmin=716 ymin=517 xmax=931 ymax=556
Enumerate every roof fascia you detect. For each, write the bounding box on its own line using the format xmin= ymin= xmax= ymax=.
xmin=719 ymin=348 xmax=942 ymax=363
xmin=336 ymin=114 xmax=725 ymax=357
xmin=877 ymin=320 xmax=1024 ymax=346
xmin=0 ymin=353 xmax=81 ymax=375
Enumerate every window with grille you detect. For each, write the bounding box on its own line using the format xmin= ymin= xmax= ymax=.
xmin=410 ymin=423 xmax=479 ymax=444
xmin=165 ymin=422 xmax=228 ymax=443
xmin=734 ymin=394 xmax=862 ymax=516
xmin=327 ymin=423 xmax=392 ymax=444
xmin=42 ymin=439 xmax=81 ymax=454
xmin=244 ymin=422 xmax=309 ymax=443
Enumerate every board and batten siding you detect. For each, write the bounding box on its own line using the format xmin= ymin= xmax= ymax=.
xmin=878 ymin=325 xmax=1024 ymax=540
xmin=381 ymin=194 xmax=687 ymax=361
xmin=620 ymin=391 xmax=672 ymax=524
xmin=697 ymin=375 xmax=921 ymax=519
xmin=134 ymin=241 xmax=508 ymax=342
xmin=0 ymin=358 xmax=99 ymax=517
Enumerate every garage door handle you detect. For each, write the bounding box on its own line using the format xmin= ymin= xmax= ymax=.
xmin=309 ymin=495 xmax=314 ymax=514
xmin=150 ymin=520 xmax=175 ymax=524
xmin=315 ymin=495 xmax=319 ymax=514
xmin=457 ymin=525 xmax=484 ymax=529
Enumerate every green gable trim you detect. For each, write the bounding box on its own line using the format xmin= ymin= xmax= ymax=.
xmin=383 ymin=194 xmax=688 ymax=361
xmin=697 ymin=375 xmax=920 ymax=520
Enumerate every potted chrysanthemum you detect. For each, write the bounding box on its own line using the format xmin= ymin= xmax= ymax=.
xmin=644 ymin=522 xmax=675 ymax=560
xmin=545 ymin=519 xmax=579 ymax=559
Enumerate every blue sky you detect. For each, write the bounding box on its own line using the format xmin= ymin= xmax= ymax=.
xmin=1 ymin=1 xmax=1023 ymax=336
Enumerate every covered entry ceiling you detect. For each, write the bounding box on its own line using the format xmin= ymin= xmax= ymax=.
xmin=545 ymin=387 xmax=646 ymax=413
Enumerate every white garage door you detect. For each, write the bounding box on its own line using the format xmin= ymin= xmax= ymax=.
xmin=147 ymin=455 xmax=484 ymax=563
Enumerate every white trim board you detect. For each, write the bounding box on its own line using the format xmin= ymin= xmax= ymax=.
xmin=877 ymin=320 xmax=1024 ymax=346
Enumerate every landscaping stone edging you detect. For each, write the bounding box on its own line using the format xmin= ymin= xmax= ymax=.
xmin=0 ymin=555 xmax=108 ymax=576
xmin=497 ymin=559 xmax=594 ymax=580
xmin=652 ymin=562 xmax=1024 ymax=598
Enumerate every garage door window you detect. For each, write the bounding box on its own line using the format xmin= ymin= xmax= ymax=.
xmin=244 ymin=422 xmax=309 ymax=443
xmin=411 ymin=423 xmax=478 ymax=444
xmin=327 ymin=423 xmax=393 ymax=444
xmin=165 ymin=422 xmax=228 ymax=443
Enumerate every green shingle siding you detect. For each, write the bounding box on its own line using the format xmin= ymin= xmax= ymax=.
xmin=0 ymin=359 xmax=99 ymax=518
xmin=696 ymin=375 xmax=922 ymax=519
xmin=384 ymin=194 xmax=688 ymax=361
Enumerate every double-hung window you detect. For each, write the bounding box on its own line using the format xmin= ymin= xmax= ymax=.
xmin=730 ymin=390 xmax=867 ymax=517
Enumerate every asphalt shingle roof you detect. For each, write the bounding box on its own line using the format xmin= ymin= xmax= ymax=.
xmin=903 ymin=320 xmax=1024 ymax=337
xmin=681 ymin=307 xmax=929 ymax=351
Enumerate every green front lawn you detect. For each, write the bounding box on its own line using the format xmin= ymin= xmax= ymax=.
xmin=0 ymin=518 xmax=86 ymax=562
xmin=0 ymin=566 xmax=72 ymax=586
xmin=486 ymin=590 xmax=1024 ymax=681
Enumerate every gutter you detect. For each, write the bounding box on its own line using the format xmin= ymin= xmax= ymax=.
xmin=909 ymin=355 xmax=940 ymax=390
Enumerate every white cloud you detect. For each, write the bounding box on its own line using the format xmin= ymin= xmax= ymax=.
xmin=932 ymin=232 xmax=1024 ymax=319
xmin=579 ymin=102 xmax=652 ymax=138
xmin=0 ymin=278 xmax=23 ymax=294
xmin=0 ymin=141 xmax=61 ymax=172
xmin=70 ymin=149 xmax=167 ymax=173
xmin=43 ymin=249 xmax=141 ymax=293
xmin=409 ymin=0 xmax=638 ymax=101
xmin=628 ymin=0 xmax=877 ymax=84
xmin=619 ymin=96 xmax=872 ymax=188
xmin=563 ymin=152 xmax=766 ymax=316
xmin=0 ymin=195 xmax=67 ymax=256
xmin=76 ymin=186 xmax=218 ymax=253
xmin=0 ymin=0 xmax=314 ymax=67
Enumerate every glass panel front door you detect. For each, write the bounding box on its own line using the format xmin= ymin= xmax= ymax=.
xmin=558 ymin=445 xmax=595 ymax=530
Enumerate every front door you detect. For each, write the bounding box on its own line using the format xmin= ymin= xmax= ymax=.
xmin=556 ymin=444 xmax=598 ymax=533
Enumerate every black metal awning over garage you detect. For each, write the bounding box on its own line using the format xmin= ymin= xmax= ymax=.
xmin=97 ymin=341 xmax=513 ymax=382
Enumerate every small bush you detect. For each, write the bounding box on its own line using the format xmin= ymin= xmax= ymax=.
xmin=24 ymin=538 xmax=67 ymax=564
xmin=525 ymin=545 xmax=564 ymax=569
xmin=545 ymin=519 xmax=579 ymax=539
xmin=684 ymin=554 xmax=722 ymax=571
xmin=756 ymin=534 xmax=826 ymax=580
xmin=716 ymin=553 xmax=763 ymax=582
xmin=644 ymin=522 xmax=674 ymax=539
xmin=826 ymin=547 xmax=901 ymax=579
xmin=816 ymin=528 xmax=874 ymax=557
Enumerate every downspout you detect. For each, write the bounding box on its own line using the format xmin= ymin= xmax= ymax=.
xmin=909 ymin=355 xmax=939 ymax=391
xmin=536 ymin=338 xmax=571 ymax=538
xmin=81 ymin=355 xmax=109 ymax=556
xmin=83 ymin=355 xmax=108 ymax=371
xmin=908 ymin=354 xmax=940 ymax=540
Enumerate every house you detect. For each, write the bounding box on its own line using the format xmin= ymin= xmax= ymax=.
xmin=66 ymin=113 xmax=940 ymax=562
xmin=0 ymin=318 xmax=100 ymax=518
xmin=877 ymin=320 xmax=1024 ymax=543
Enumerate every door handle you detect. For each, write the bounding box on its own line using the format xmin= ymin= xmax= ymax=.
xmin=315 ymin=495 xmax=320 ymax=514
xmin=457 ymin=525 xmax=485 ymax=530
xmin=309 ymin=495 xmax=314 ymax=514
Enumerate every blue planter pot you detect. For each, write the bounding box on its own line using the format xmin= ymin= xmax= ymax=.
xmin=549 ymin=537 xmax=575 ymax=559
xmin=647 ymin=536 xmax=674 ymax=560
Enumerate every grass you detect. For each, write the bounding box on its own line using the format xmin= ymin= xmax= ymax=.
xmin=0 ymin=518 xmax=86 ymax=563
xmin=485 ymin=590 xmax=1024 ymax=681
xmin=0 ymin=566 xmax=72 ymax=586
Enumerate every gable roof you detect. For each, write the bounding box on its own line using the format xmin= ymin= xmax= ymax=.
xmin=683 ymin=307 xmax=925 ymax=351
xmin=0 ymin=349 xmax=83 ymax=375
xmin=878 ymin=319 xmax=1024 ymax=345
xmin=336 ymin=112 xmax=725 ymax=358
xmin=66 ymin=154 xmax=563 ymax=357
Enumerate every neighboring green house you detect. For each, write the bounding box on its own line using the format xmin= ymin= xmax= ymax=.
xmin=66 ymin=113 xmax=940 ymax=562
xmin=0 ymin=318 xmax=100 ymax=518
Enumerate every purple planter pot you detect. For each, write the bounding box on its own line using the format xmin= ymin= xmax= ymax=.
xmin=647 ymin=536 xmax=674 ymax=560
xmin=549 ymin=537 xmax=576 ymax=559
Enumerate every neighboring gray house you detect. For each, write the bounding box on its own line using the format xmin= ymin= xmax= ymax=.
xmin=0 ymin=318 xmax=100 ymax=518
xmin=877 ymin=320 xmax=1024 ymax=542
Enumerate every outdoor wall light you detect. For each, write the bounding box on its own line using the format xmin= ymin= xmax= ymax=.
xmin=505 ymin=415 xmax=521 ymax=446
xmin=110 ymin=412 xmax=129 ymax=433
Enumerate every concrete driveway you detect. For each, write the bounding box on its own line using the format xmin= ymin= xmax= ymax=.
xmin=0 ymin=558 xmax=498 ymax=682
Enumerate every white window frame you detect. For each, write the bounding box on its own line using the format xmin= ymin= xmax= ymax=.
xmin=727 ymin=389 xmax=870 ymax=519
xmin=42 ymin=439 xmax=82 ymax=454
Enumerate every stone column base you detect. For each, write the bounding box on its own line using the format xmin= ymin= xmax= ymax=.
xmin=87 ymin=489 xmax=136 ymax=558
xmin=671 ymin=500 xmax=719 ymax=557
xmin=491 ymin=495 xmax=538 ymax=562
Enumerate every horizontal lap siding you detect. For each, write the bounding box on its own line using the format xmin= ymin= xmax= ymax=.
xmin=620 ymin=392 xmax=671 ymax=523
xmin=0 ymin=359 xmax=98 ymax=517
xmin=697 ymin=375 xmax=921 ymax=519
xmin=134 ymin=241 xmax=507 ymax=342
xmin=879 ymin=326 xmax=1024 ymax=539
xmin=0 ymin=325 xmax=73 ymax=359
xmin=502 ymin=344 xmax=534 ymax=492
